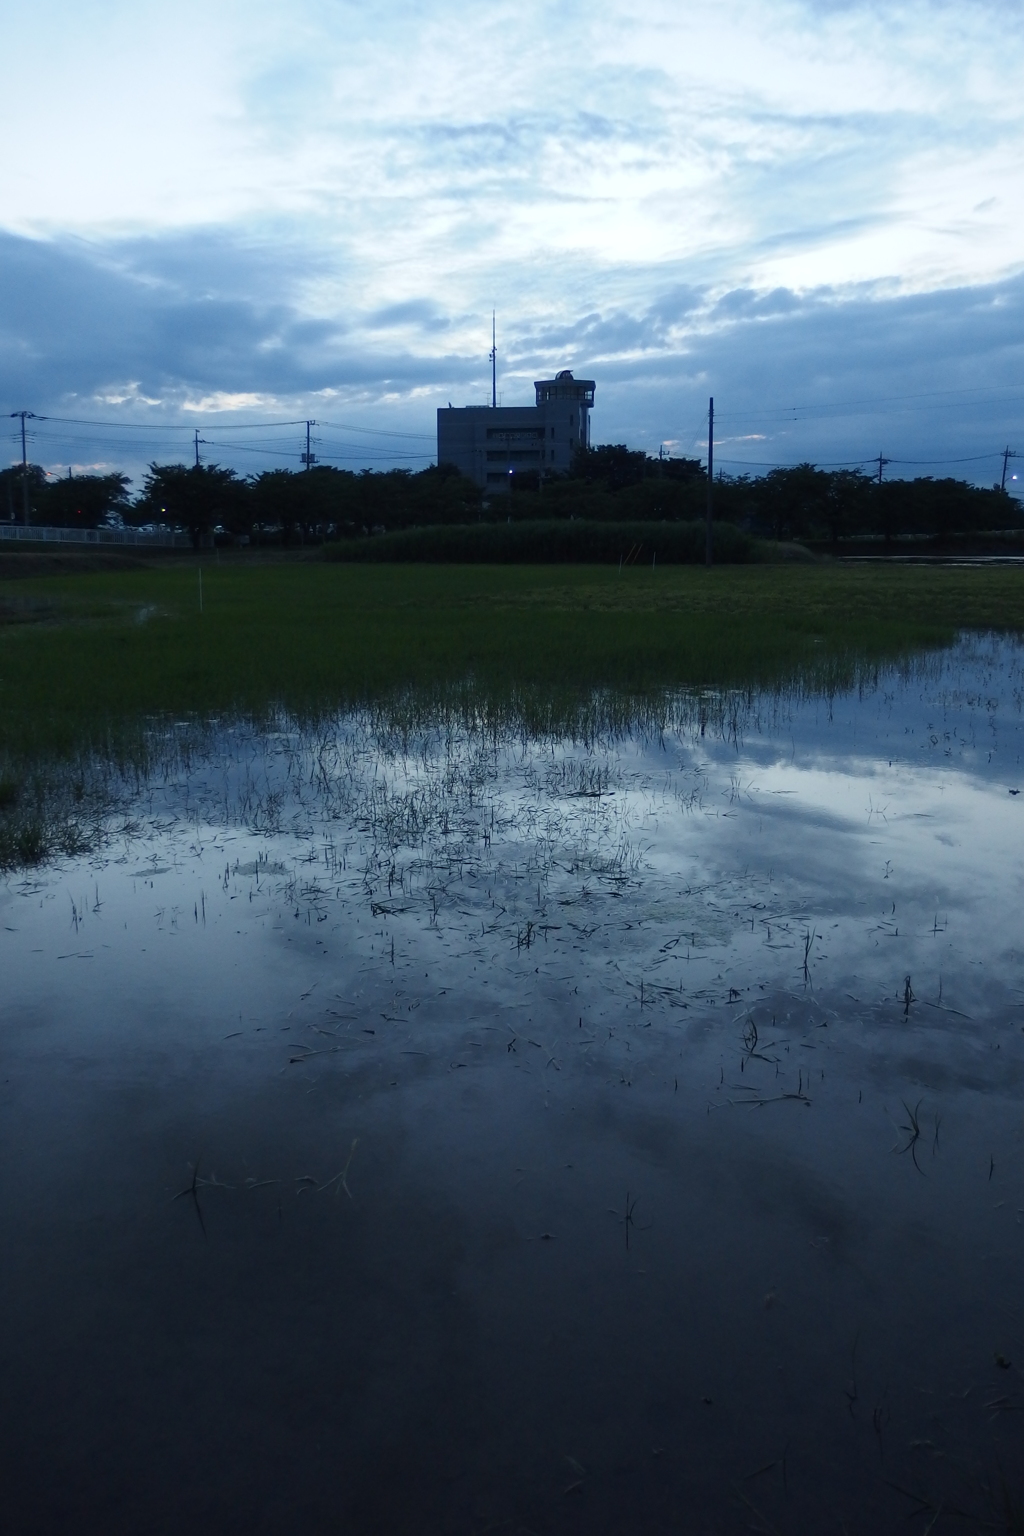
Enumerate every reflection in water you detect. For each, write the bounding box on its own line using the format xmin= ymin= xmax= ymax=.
xmin=2 ymin=635 xmax=1023 ymax=1532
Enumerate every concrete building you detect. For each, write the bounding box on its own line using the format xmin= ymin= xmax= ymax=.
xmin=437 ymin=370 xmax=596 ymax=491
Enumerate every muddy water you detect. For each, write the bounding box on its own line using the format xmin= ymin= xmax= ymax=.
xmin=2 ymin=636 xmax=1023 ymax=1533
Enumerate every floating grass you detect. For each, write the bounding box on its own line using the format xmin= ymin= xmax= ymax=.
xmin=1 ymin=559 xmax=1023 ymax=867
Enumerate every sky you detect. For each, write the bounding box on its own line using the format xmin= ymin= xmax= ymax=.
xmin=2 ymin=0 xmax=1023 ymax=492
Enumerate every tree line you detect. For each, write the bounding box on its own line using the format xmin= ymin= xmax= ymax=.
xmin=520 ymin=446 xmax=1020 ymax=543
xmin=2 ymin=446 xmax=1019 ymax=547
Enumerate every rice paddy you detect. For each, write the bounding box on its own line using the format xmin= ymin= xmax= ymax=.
xmin=2 ymin=559 xmax=1024 ymax=1530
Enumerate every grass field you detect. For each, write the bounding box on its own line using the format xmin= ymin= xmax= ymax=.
xmin=2 ymin=554 xmax=1022 ymax=865
xmin=323 ymin=516 xmax=762 ymax=564
xmin=3 ymin=555 xmax=1024 ymax=761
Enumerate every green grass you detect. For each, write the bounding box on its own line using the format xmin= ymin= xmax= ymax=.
xmin=1 ymin=557 xmax=1024 ymax=761
xmin=325 ymin=517 xmax=763 ymax=564
xmin=1 ymin=555 xmax=1022 ymax=867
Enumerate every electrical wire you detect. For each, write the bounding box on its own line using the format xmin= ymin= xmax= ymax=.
xmin=5 ymin=397 xmax=1018 ymax=480
xmin=712 ymin=384 xmax=1024 ymax=426
xmin=715 ymin=456 xmax=876 ymax=469
xmin=35 ymin=414 xmax=309 ymax=431
xmin=318 ymin=419 xmax=435 ymax=440
xmin=28 ymin=412 xmax=435 ymax=441
xmin=714 ymin=450 xmax=1004 ymax=470
xmin=318 ymin=451 xmax=433 ymax=463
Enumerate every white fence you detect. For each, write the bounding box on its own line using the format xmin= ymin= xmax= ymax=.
xmin=0 ymin=522 xmax=190 ymax=549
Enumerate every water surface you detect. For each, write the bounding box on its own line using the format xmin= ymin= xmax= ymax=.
xmin=2 ymin=636 xmax=1023 ymax=1533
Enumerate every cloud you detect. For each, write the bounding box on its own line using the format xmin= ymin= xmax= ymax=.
xmin=710 ymin=289 xmax=803 ymax=321
xmin=369 ymin=301 xmax=452 ymax=334
xmin=2 ymin=228 xmax=1022 ymax=492
xmin=593 ymin=277 xmax=1024 ymax=474
xmin=1 ymin=0 xmax=1022 ymax=486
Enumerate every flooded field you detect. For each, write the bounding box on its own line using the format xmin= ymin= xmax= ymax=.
xmin=2 ymin=633 xmax=1024 ymax=1533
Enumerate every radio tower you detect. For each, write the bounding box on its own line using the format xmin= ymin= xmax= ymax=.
xmin=489 ymin=312 xmax=497 ymax=409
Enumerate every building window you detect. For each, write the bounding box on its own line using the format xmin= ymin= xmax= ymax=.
xmin=485 ymin=427 xmax=544 ymax=442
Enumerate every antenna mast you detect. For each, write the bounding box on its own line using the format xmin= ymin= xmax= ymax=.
xmin=489 ymin=312 xmax=497 ymax=409
xmin=705 ymin=396 xmax=714 ymax=566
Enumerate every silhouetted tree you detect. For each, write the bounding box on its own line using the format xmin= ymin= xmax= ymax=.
xmin=42 ymin=472 xmax=131 ymax=529
xmin=571 ymin=444 xmax=649 ymax=492
xmin=0 ymin=463 xmax=47 ymax=524
xmin=824 ymin=470 xmax=870 ymax=544
xmin=760 ymin=464 xmax=830 ymax=541
xmin=141 ymin=463 xmax=247 ymax=547
xmin=251 ymin=468 xmax=324 ymax=543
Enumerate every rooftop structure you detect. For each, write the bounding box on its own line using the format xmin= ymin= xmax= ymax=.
xmin=437 ymin=368 xmax=596 ymax=491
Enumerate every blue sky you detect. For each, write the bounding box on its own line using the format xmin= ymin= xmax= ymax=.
xmin=2 ymin=0 xmax=1023 ymax=490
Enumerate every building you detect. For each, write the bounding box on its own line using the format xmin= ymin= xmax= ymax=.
xmin=437 ymin=370 xmax=596 ymax=491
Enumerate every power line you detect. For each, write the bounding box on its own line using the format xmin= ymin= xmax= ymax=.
xmin=34 ymin=414 xmax=309 ymax=431
xmin=716 ymin=455 xmax=879 ymax=469
xmin=887 ymin=452 xmax=998 ymax=466
xmin=9 ymin=385 xmax=1020 ymax=441
xmin=713 ymin=383 xmax=1024 ymax=424
xmin=199 ymin=439 xmax=432 ymax=462
xmin=714 ymin=450 xmax=1006 ymax=471
xmin=200 ymin=440 xmax=302 ymax=460
xmin=14 ymin=412 xmax=437 ymax=456
xmin=318 ymin=419 xmax=434 ymax=440
xmin=5 ymin=401 xmax=1016 ymax=481
xmin=317 ymin=449 xmax=432 ymax=463
xmin=34 ymin=411 xmax=434 ymax=441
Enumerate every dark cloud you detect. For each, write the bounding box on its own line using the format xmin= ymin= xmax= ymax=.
xmin=646 ymin=285 xmax=706 ymax=326
xmin=590 ymin=277 xmax=1024 ymax=479
xmin=369 ymin=300 xmax=451 ymax=332
xmin=0 ymin=230 xmax=471 ymax=410
xmin=2 ymin=228 xmax=1022 ymax=492
xmin=710 ymin=287 xmax=803 ymax=320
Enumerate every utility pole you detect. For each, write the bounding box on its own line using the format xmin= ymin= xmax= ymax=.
xmin=489 ymin=312 xmax=497 ymax=410
xmin=705 ymin=396 xmax=714 ymax=566
xmin=9 ymin=411 xmax=36 ymax=524
xmin=194 ymin=429 xmax=201 ymax=468
xmin=1001 ymin=446 xmax=1018 ymax=492
xmin=876 ymin=452 xmax=889 ymax=486
xmin=301 ymin=420 xmax=318 ymax=470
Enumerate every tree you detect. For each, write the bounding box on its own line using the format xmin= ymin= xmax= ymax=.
xmin=759 ymin=464 xmax=830 ymax=541
xmin=571 ymin=444 xmax=648 ymax=492
xmin=140 ymin=463 xmax=248 ymax=547
xmin=0 ymin=463 xmax=47 ymax=524
xmin=653 ymin=455 xmax=704 ymax=483
xmin=250 ymin=468 xmax=324 ymax=543
xmin=42 ymin=472 xmax=131 ymax=529
xmin=824 ymin=470 xmax=870 ymax=544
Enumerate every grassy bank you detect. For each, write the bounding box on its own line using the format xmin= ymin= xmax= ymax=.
xmin=324 ymin=518 xmax=765 ymax=564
